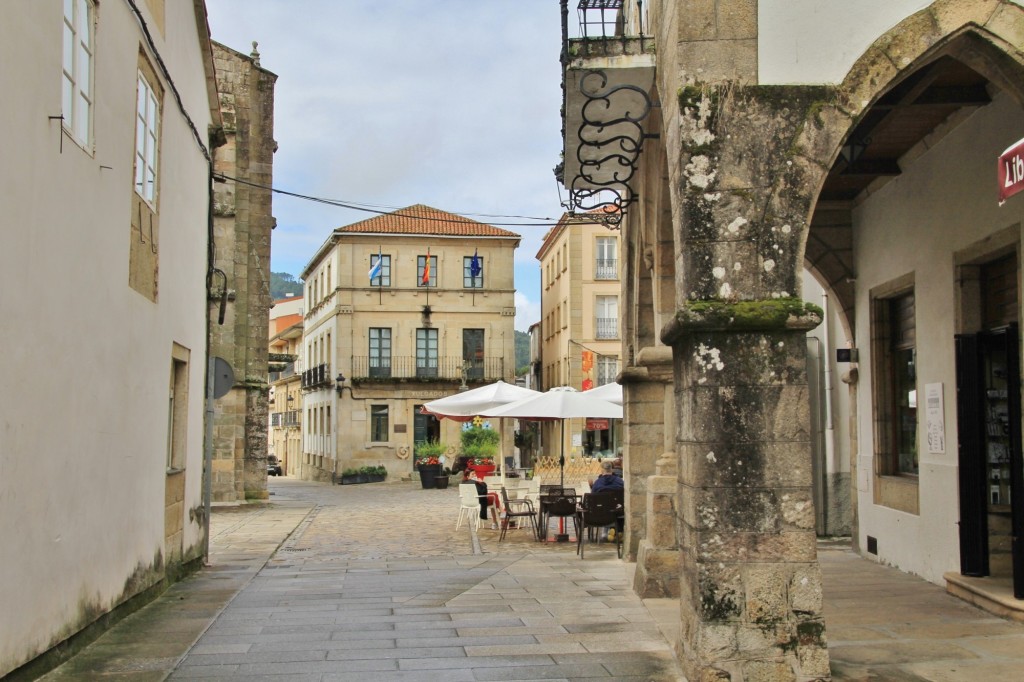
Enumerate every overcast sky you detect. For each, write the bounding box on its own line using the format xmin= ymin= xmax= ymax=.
xmin=205 ymin=1 xmax=570 ymax=331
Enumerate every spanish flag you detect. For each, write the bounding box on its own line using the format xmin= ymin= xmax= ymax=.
xmin=421 ymin=248 xmax=431 ymax=286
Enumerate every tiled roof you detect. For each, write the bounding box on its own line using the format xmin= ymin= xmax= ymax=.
xmin=335 ymin=204 xmax=520 ymax=238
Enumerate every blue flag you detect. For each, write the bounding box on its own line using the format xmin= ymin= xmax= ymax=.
xmin=368 ymin=249 xmax=383 ymax=283
xmin=470 ymin=249 xmax=482 ymax=278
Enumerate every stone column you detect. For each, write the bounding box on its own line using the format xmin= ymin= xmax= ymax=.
xmin=666 ymin=315 xmax=828 ymax=681
xmin=628 ymin=349 xmax=681 ymax=597
xmin=661 ymin=84 xmax=835 ymax=680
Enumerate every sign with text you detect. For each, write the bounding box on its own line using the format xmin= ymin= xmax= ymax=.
xmin=926 ymin=382 xmax=945 ymax=454
xmin=998 ymin=137 xmax=1024 ymax=204
xmin=586 ymin=418 xmax=610 ymax=431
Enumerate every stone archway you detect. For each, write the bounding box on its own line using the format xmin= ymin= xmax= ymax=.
xmin=652 ymin=2 xmax=1024 ymax=680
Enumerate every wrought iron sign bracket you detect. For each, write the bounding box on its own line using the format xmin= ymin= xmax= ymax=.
xmin=563 ymin=69 xmax=656 ymax=228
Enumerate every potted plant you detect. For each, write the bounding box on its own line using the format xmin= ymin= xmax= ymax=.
xmin=414 ymin=440 xmax=446 ymax=489
xmin=461 ymin=426 xmax=499 ymax=477
xmin=340 ymin=467 xmax=360 ymax=485
xmin=362 ymin=465 xmax=387 ymax=483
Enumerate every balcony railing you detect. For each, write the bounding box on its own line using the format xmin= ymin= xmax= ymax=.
xmin=269 ymin=361 xmax=296 ymax=383
xmin=595 ymin=317 xmax=619 ymax=339
xmin=350 ymin=356 xmax=508 ymax=382
xmin=595 ymin=258 xmax=618 ymax=280
xmin=270 ymin=410 xmax=300 ymax=428
xmin=300 ymin=363 xmax=332 ymax=391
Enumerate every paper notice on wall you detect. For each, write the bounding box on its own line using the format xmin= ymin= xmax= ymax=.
xmin=926 ymin=383 xmax=944 ymax=454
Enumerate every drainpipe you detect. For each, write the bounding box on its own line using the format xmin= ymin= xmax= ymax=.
xmin=821 ymin=291 xmax=836 ymax=534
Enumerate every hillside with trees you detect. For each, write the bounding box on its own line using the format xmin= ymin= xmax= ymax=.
xmin=270 ymin=272 xmax=302 ymax=300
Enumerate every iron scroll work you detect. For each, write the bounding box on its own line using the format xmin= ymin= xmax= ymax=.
xmin=563 ymin=69 xmax=655 ymax=228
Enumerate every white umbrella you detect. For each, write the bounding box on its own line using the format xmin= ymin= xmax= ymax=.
xmin=422 ymin=381 xmax=540 ymax=476
xmin=481 ymin=386 xmax=622 ymax=487
xmin=422 ymin=380 xmax=540 ymax=421
xmin=585 ymin=381 xmax=623 ymax=405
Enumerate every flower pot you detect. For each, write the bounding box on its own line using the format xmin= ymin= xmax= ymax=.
xmin=340 ymin=475 xmax=359 ymax=485
xmin=418 ymin=464 xmax=442 ymax=489
xmin=469 ymin=464 xmax=495 ymax=478
xmin=434 ymin=475 xmax=450 ymax=489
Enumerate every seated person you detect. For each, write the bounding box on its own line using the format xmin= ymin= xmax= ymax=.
xmin=591 ymin=460 xmax=624 ymax=493
xmin=464 ymin=469 xmax=501 ymax=528
xmin=591 ymin=460 xmax=624 ymax=540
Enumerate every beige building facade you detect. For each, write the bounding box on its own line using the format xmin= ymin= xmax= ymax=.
xmin=299 ymin=206 xmax=520 ymax=482
xmin=269 ymin=296 xmax=303 ymax=476
xmin=1 ymin=1 xmax=221 ymax=676
xmin=536 ymin=213 xmax=623 ymax=466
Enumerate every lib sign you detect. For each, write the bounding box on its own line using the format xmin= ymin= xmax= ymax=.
xmin=998 ymin=137 xmax=1024 ymax=204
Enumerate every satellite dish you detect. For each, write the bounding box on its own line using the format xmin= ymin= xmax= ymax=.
xmin=212 ymin=357 xmax=234 ymax=399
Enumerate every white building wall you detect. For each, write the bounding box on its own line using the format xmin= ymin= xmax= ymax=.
xmin=804 ymin=272 xmax=853 ymax=535
xmin=758 ymin=0 xmax=1024 ymax=85
xmin=852 ymin=91 xmax=1024 ymax=584
xmin=0 ymin=3 xmax=212 ymax=674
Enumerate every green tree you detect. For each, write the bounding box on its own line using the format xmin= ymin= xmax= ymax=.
xmin=270 ymin=272 xmax=302 ymax=300
xmin=515 ymin=330 xmax=531 ymax=374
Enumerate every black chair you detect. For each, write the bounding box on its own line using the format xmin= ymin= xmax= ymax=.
xmin=498 ymin=487 xmax=538 ymax=541
xmin=537 ymin=487 xmax=574 ymax=540
xmin=576 ymin=493 xmax=623 ymax=558
xmin=541 ymin=493 xmax=579 ymax=541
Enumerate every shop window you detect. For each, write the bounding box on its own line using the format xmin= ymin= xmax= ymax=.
xmin=871 ymin=276 xmax=919 ymax=513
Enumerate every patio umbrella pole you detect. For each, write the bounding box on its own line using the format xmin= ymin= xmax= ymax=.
xmin=556 ymin=419 xmax=569 ymax=542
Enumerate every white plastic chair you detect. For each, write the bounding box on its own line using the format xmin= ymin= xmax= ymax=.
xmin=456 ymin=483 xmax=482 ymax=530
xmin=522 ymin=477 xmax=542 ymax=506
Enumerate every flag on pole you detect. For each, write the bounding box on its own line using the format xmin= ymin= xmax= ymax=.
xmin=368 ymin=248 xmax=383 ymax=283
xmin=470 ymin=248 xmax=482 ymax=279
xmin=421 ymin=249 xmax=431 ymax=286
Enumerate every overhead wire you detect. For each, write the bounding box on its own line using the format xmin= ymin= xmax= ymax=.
xmin=213 ymin=172 xmax=567 ymax=228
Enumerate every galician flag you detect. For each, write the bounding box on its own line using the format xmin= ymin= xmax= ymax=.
xmin=421 ymin=248 xmax=431 ymax=285
xmin=470 ymin=248 xmax=482 ymax=278
xmin=368 ymin=248 xmax=383 ymax=283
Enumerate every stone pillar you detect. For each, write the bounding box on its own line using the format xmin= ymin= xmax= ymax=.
xmin=666 ymin=318 xmax=828 ymax=681
xmin=660 ymin=84 xmax=835 ymax=680
xmin=628 ymin=349 xmax=681 ymax=597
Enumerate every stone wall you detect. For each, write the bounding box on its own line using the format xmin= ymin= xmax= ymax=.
xmin=211 ymin=43 xmax=277 ymax=501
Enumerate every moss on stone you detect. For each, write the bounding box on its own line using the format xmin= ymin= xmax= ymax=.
xmin=677 ymin=298 xmax=823 ymax=332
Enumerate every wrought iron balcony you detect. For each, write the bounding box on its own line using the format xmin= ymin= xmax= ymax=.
xmin=595 ymin=258 xmax=618 ymax=279
xmin=349 ymin=356 xmax=508 ymax=382
xmin=595 ymin=317 xmax=619 ymax=339
xmin=300 ymin=363 xmax=332 ymax=391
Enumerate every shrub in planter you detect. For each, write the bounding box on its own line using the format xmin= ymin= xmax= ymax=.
xmin=340 ymin=467 xmax=361 ymax=485
xmin=462 ymin=426 xmax=499 ymax=475
xmin=360 ymin=465 xmax=387 ymax=483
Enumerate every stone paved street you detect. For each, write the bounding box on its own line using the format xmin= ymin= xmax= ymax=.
xmin=167 ymin=479 xmax=680 ymax=681
xmin=37 ymin=477 xmax=1024 ymax=681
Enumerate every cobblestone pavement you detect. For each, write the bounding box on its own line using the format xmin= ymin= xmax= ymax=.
xmin=35 ymin=477 xmax=1024 ymax=681
xmin=171 ymin=478 xmax=683 ymax=681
